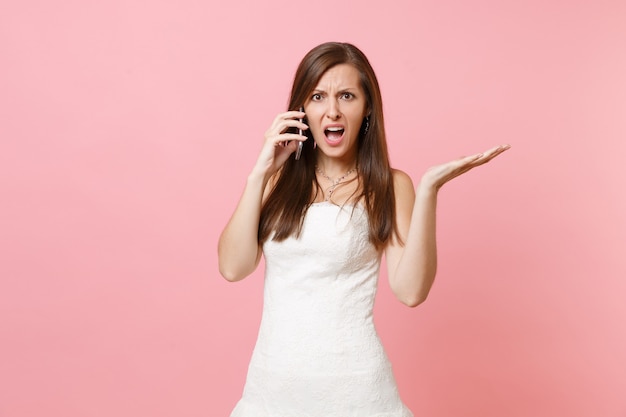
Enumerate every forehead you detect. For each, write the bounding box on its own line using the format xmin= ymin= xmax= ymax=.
xmin=314 ymin=64 xmax=362 ymax=89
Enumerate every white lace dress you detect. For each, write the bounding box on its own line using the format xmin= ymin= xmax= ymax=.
xmin=230 ymin=202 xmax=413 ymax=417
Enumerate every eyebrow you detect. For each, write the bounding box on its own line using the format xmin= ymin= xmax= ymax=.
xmin=311 ymin=88 xmax=358 ymax=94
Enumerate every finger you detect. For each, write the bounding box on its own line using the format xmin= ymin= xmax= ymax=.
xmin=272 ymin=110 xmax=302 ymax=123
xmin=456 ymin=153 xmax=484 ymax=165
xmin=284 ymin=110 xmax=306 ymax=119
xmin=433 ymin=154 xmax=480 ymax=177
xmin=463 ymin=144 xmax=510 ymax=166
xmin=270 ymin=119 xmax=309 ymax=136
xmin=271 ymin=133 xmax=308 ymax=146
xmin=271 ymin=111 xmax=308 ymax=129
xmin=476 ymin=144 xmax=510 ymax=163
xmin=277 ymin=138 xmax=300 ymax=155
xmin=482 ymin=144 xmax=511 ymax=158
xmin=448 ymin=152 xmax=497 ymax=174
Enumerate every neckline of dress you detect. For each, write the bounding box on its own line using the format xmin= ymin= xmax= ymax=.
xmin=310 ymin=200 xmax=364 ymax=210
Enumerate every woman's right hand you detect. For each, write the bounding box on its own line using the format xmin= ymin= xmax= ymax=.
xmin=252 ymin=110 xmax=308 ymax=180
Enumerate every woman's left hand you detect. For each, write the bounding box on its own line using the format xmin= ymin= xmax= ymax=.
xmin=420 ymin=144 xmax=511 ymax=191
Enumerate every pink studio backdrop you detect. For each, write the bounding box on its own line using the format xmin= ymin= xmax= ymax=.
xmin=1 ymin=0 xmax=625 ymax=416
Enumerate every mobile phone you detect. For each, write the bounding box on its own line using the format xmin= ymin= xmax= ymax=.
xmin=295 ymin=107 xmax=304 ymax=160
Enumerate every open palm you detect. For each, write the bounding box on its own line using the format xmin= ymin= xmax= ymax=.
xmin=421 ymin=144 xmax=511 ymax=190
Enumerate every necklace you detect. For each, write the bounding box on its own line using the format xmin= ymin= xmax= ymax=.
xmin=315 ymin=165 xmax=357 ymax=201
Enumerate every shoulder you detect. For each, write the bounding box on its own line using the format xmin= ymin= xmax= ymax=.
xmin=391 ymin=169 xmax=415 ymax=199
xmin=386 ymin=169 xmax=414 ymax=248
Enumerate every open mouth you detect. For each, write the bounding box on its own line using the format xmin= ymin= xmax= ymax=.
xmin=324 ymin=127 xmax=345 ymax=144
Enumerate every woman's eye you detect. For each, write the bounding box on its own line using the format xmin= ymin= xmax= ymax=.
xmin=311 ymin=94 xmax=322 ymax=101
xmin=341 ymin=93 xmax=354 ymax=100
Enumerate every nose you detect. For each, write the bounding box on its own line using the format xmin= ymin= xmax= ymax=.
xmin=326 ymin=99 xmax=341 ymax=120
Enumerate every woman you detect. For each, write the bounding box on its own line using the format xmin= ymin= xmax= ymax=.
xmin=218 ymin=42 xmax=509 ymax=416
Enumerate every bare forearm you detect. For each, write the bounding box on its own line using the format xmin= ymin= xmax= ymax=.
xmin=217 ymin=171 xmax=267 ymax=281
xmin=390 ymin=183 xmax=438 ymax=307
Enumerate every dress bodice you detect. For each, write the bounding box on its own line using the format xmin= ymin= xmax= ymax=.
xmin=257 ymin=202 xmax=383 ymax=374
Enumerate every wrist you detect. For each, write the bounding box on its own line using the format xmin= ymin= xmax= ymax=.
xmin=416 ymin=178 xmax=439 ymax=197
xmin=247 ymin=168 xmax=268 ymax=186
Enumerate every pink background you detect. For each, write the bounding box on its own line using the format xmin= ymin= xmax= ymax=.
xmin=1 ymin=0 xmax=625 ymax=416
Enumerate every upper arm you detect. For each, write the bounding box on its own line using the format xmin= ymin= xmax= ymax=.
xmin=385 ymin=169 xmax=415 ymax=279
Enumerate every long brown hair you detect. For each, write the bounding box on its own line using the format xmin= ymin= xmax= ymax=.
xmin=258 ymin=42 xmax=398 ymax=250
